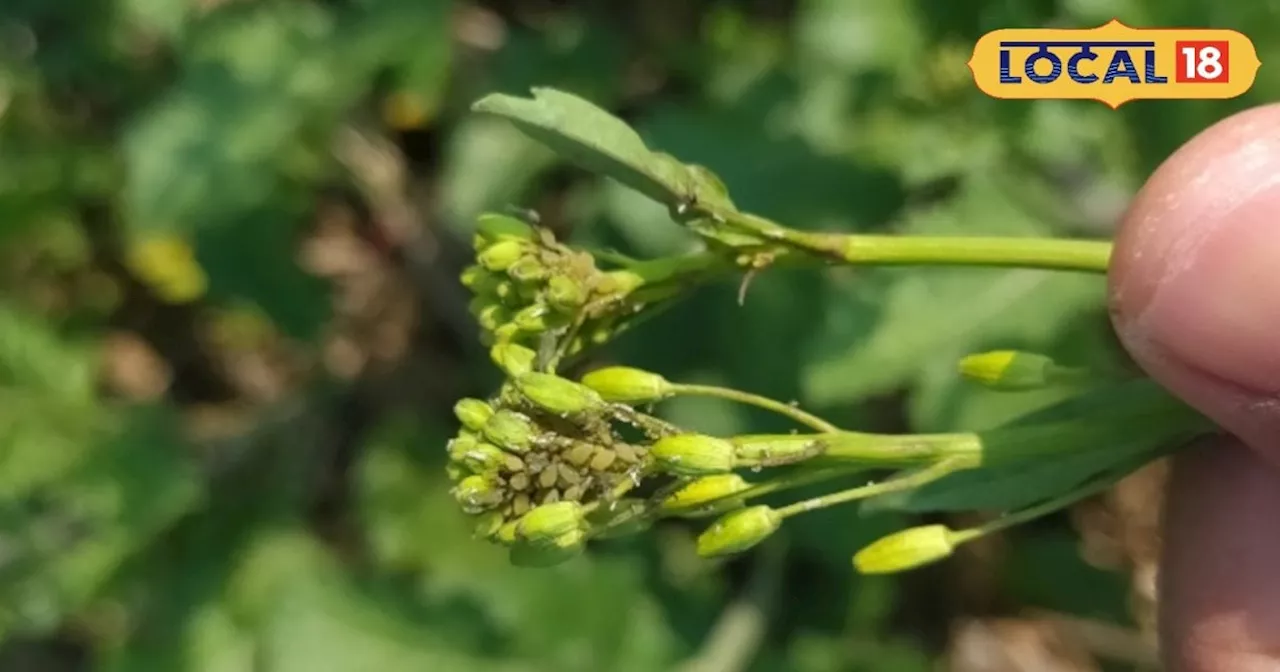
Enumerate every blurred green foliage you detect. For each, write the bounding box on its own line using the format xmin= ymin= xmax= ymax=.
xmin=0 ymin=1 xmax=1274 ymax=670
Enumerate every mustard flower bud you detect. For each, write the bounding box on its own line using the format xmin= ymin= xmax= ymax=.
xmin=450 ymin=441 xmax=523 ymax=474
xmin=476 ymin=304 xmax=510 ymax=331
xmin=452 ymin=474 xmax=503 ymax=514
xmin=490 ymin=342 xmax=537 ymax=378
xmin=507 ymin=256 xmax=548 ymax=283
xmin=453 ymin=398 xmax=494 ymax=431
xmin=481 ymin=410 xmax=537 ymax=453
xmin=515 ymin=372 xmax=605 ymax=415
xmin=579 ymin=366 xmax=672 ymax=403
xmin=958 ymin=350 xmax=1056 ymax=391
xmin=495 ymin=521 xmax=520 ymax=546
xmin=853 ymin=524 xmax=965 ymax=575
xmin=546 ymin=275 xmax=587 ymax=312
xmin=509 ymin=529 xmax=586 ymax=568
xmin=650 ymin=434 xmax=736 ymax=476
xmin=512 ymin=303 xmax=558 ymax=333
xmin=475 ymin=213 xmax=536 ymax=246
xmin=695 ymin=506 xmax=782 ymax=558
xmin=658 ymin=474 xmax=751 ymax=518
xmin=478 ymin=240 xmax=528 ymax=272
xmin=515 ymin=501 xmax=585 ymax=544
xmin=472 ymin=511 xmax=506 ymax=540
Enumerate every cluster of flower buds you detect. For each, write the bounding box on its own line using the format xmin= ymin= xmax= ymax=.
xmin=446 ymin=344 xmax=670 ymax=566
xmin=461 ymin=212 xmax=653 ymax=357
xmin=445 ymin=344 xmax=834 ymax=566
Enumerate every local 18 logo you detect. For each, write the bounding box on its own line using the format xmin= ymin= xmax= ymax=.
xmin=969 ymin=20 xmax=1261 ymax=108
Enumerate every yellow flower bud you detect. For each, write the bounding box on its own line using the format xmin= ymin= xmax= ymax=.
xmin=452 ymin=474 xmax=503 ymax=514
xmin=475 ymin=213 xmax=536 ymax=246
xmin=481 ymin=409 xmax=537 ymax=453
xmin=478 ymin=240 xmax=528 ymax=272
xmin=477 ymin=304 xmax=510 ymax=331
xmin=450 ymin=440 xmax=522 ymax=474
xmin=546 ymin=275 xmax=587 ymax=312
xmin=695 ymin=506 xmax=781 ymax=558
xmin=495 ymin=521 xmax=520 ymax=546
xmin=515 ymin=372 xmax=605 ymax=415
xmin=507 ymin=256 xmax=547 ymax=283
xmin=659 ymin=474 xmax=751 ymax=518
xmin=509 ymin=529 xmax=586 ymax=568
xmin=852 ymin=524 xmax=969 ymax=575
xmin=472 ymin=511 xmax=506 ymax=540
xmin=650 ymin=434 xmax=736 ymax=476
xmin=579 ymin=366 xmax=672 ymax=403
xmin=958 ymin=350 xmax=1056 ymax=391
xmin=516 ymin=501 xmax=585 ymax=544
xmin=490 ymin=342 xmax=537 ymax=378
xmin=512 ymin=303 xmax=563 ymax=333
xmin=453 ymin=398 xmax=494 ymax=431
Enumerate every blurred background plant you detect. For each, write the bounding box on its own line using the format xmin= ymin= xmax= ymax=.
xmin=0 ymin=1 xmax=1275 ymax=670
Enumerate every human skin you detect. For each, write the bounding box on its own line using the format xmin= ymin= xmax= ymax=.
xmin=1109 ymin=103 xmax=1280 ymax=671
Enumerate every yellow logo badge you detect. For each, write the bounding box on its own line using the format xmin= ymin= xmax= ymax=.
xmin=969 ymin=20 xmax=1261 ymax=108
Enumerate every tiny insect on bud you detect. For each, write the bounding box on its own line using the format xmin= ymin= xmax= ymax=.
xmin=546 ymin=275 xmax=587 ymax=312
xmin=732 ymin=435 xmax=825 ymax=468
xmin=478 ymin=240 xmax=529 ymax=272
xmin=650 ymin=434 xmax=736 ymax=476
xmin=452 ymin=474 xmax=503 ymax=514
xmin=579 ymin=366 xmax=672 ymax=403
xmin=481 ymin=410 xmax=537 ymax=453
xmin=509 ymin=529 xmax=586 ymax=568
xmin=507 ymin=256 xmax=548 ymax=283
xmin=515 ymin=501 xmax=585 ymax=544
xmin=695 ymin=506 xmax=782 ymax=558
xmin=453 ymin=398 xmax=494 ymax=431
xmin=852 ymin=524 xmax=968 ymax=574
xmin=658 ymin=474 xmax=751 ymax=517
xmin=958 ymin=350 xmax=1056 ymax=391
xmin=490 ymin=342 xmax=537 ymax=378
xmin=475 ymin=213 xmax=537 ymax=246
xmin=515 ymin=372 xmax=605 ymax=415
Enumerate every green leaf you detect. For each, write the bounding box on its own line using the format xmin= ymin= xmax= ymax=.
xmin=0 ymin=406 xmax=202 ymax=638
xmin=862 ymin=379 xmax=1208 ymax=513
xmin=471 ymin=88 xmax=733 ymax=212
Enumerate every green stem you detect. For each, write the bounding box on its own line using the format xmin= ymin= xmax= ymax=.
xmin=796 ymin=232 xmax=1113 ymax=273
xmin=819 ymin=431 xmax=983 ymax=467
xmin=701 ymin=207 xmax=1113 ymax=274
xmin=774 ymin=456 xmax=969 ymax=519
xmin=668 ymin=384 xmax=839 ymax=433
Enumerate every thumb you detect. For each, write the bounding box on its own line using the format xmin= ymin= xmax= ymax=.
xmin=1109 ymin=103 xmax=1280 ymax=672
xmin=1109 ymin=103 xmax=1280 ymax=460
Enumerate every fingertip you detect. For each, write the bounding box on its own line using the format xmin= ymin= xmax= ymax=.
xmin=1109 ymin=103 xmax=1280 ymax=457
